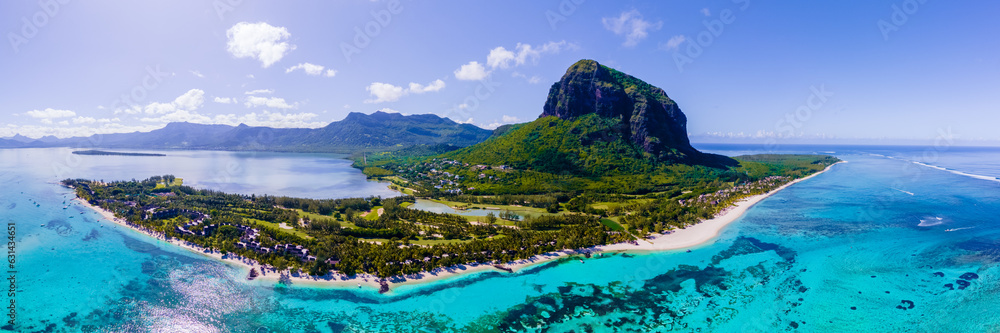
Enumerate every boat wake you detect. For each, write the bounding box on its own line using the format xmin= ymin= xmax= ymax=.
xmin=891 ymin=188 xmax=915 ymax=196
xmin=945 ymin=227 xmax=974 ymax=232
xmin=917 ymin=216 xmax=945 ymax=227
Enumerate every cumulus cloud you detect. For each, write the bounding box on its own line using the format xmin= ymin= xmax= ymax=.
xmin=142 ymin=89 xmax=205 ymax=114
xmin=213 ymin=97 xmax=235 ymax=104
xmin=486 ymin=41 xmax=575 ymax=69
xmin=25 ymin=108 xmax=76 ymax=119
xmin=408 ymin=79 xmax=446 ymax=93
xmin=285 ymin=62 xmax=335 ymax=77
xmin=244 ymin=89 xmax=273 ymax=95
xmin=245 ymin=96 xmax=297 ymax=109
xmin=365 ymin=82 xmax=407 ymax=103
xmin=603 ymin=9 xmax=662 ymax=47
xmin=454 ymin=61 xmax=489 ymax=81
xmin=365 ymin=79 xmax=447 ymax=103
xmin=226 ymin=22 xmax=295 ymax=68
xmin=502 ymin=115 xmax=520 ymax=123
xmin=173 ymin=89 xmax=205 ymax=110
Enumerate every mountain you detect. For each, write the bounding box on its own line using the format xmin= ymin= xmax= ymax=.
xmin=14 ymin=111 xmax=492 ymax=153
xmin=446 ymin=59 xmax=736 ymax=175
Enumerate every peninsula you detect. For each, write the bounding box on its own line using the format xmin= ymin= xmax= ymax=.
xmin=63 ymin=60 xmax=840 ymax=289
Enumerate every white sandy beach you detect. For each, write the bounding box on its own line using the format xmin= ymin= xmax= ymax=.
xmin=72 ymin=161 xmax=842 ymax=290
xmin=600 ymin=161 xmax=845 ymax=252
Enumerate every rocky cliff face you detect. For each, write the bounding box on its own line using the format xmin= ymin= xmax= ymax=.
xmin=541 ymin=59 xmax=733 ymax=167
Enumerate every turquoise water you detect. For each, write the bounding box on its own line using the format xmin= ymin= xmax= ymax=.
xmin=6 ymin=146 xmax=1000 ymax=332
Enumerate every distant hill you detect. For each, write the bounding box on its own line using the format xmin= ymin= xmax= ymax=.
xmin=9 ymin=111 xmax=492 ymax=153
xmin=445 ymin=59 xmax=736 ymax=176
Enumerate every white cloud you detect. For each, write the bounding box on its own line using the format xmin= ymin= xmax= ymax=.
xmin=602 ymin=9 xmax=662 ymax=47
xmin=226 ymin=22 xmax=295 ymax=68
xmin=71 ymin=116 xmax=96 ymax=124
xmin=173 ymin=89 xmax=205 ymax=110
xmin=25 ymin=108 xmax=76 ymax=119
xmin=486 ymin=41 xmax=575 ymax=69
xmin=377 ymin=108 xmax=400 ymax=114
xmin=244 ymin=89 xmax=273 ymax=95
xmin=246 ymin=74 xmax=255 ymax=79
xmin=285 ymin=62 xmax=332 ymax=76
xmin=141 ymin=89 xmax=205 ymax=115
xmin=113 ymin=105 xmax=142 ymax=115
xmin=454 ymin=61 xmax=489 ymax=81
xmin=190 ymin=70 xmax=205 ymax=78
xmin=40 ymin=119 xmax=53 ymax=125
xmin=664 ymin=35 xmax=686 ymax=50
xmin=702 ymin=8 xmax=711 ymax=16
xmin=408 ymin=79 xmax=446 ymax=93
xmin=244 ymin=96 xmax=297 ymax=109
xmin=143 ymin=102 xmax=175 ymax=115
xmin=213 ymin=97 xmax=235 ymax=104
xmin=225 ymin=111 xmax=325 ymax=128
xmin=58 ymin=121 xmax=69 ymax=126
xmin=502 ymin=115 xmax=520 ymax=123
xmin=364 ymin=82 xmax=407 ymax=103
xmin=365 ymin=79 xmax=446 ymax=103
xmin=486 ymin=47 xmax=516 ymax=69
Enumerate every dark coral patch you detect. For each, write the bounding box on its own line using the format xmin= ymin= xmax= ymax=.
xmin=956 ymin=280 xmax=971 ymax=290
xmin=933 ymin=272 xmax=945 ymax=277
xmin=960 ymin=272 xmax=979 ymax=280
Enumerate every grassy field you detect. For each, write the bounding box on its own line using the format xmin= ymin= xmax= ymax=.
xmin=248 ymin=217 xmax=314 ymax=239
xmin=362 ymin=206 xmax=383 ymax=221
xmin=428 ymin=198 xmax=567 ymax=219
xmin=294 ymin=209 xmax=359 ymax=229
xmin=153 ymin=178 xmax=183 ymax=189
xmin=600 ymin=218 xmax=625 ymax=231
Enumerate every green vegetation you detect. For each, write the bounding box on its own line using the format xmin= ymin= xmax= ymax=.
xmin=65 ymin=175 xmax=632 ymax=279
xmin=355 ymin=152 xmax=839 ymax=235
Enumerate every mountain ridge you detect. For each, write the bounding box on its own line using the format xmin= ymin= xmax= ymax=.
xmin=3 ymin=111 xmax=491 ymax=153
xmin=444 ymin=59 xmax=736 ymax=175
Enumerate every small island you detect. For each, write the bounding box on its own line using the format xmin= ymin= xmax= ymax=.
xmin=72 ymin=150 xmax=165 ymax=156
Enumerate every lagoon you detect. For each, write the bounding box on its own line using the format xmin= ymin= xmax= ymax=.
xmin=10 ymin=145 xmax=1000 ymax=331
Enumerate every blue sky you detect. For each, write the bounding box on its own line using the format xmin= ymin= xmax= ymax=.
xmin=1 ymin=1 xmax=998 ymax=144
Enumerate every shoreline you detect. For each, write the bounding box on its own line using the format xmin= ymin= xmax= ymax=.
xmin=73 ymin=161 xmax=842 ymax=291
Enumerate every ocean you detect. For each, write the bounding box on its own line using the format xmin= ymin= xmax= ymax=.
xmin=5 ymin=145 xmax=1000 ymax=332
